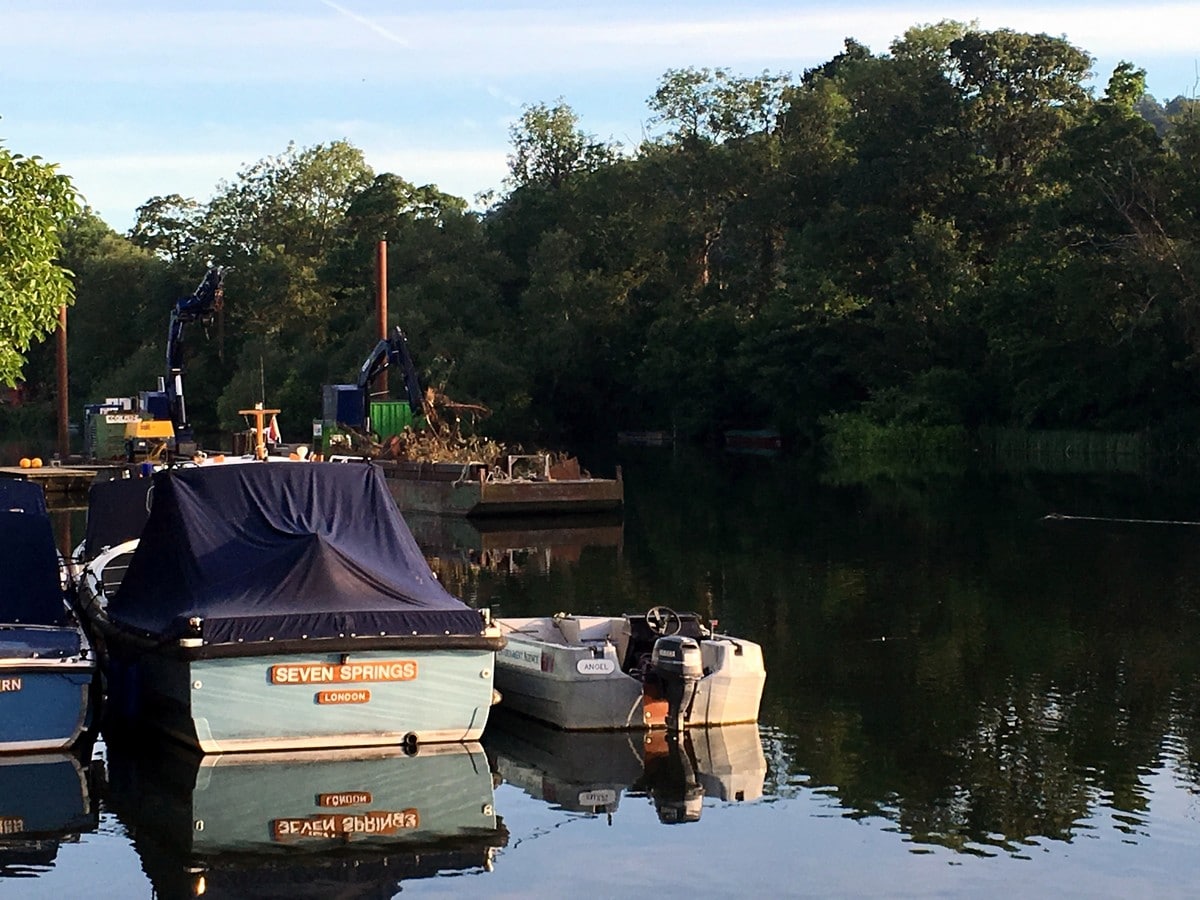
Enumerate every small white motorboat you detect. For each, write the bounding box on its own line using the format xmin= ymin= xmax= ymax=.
xmin=493 ymin=608 xmax=765 ymax=732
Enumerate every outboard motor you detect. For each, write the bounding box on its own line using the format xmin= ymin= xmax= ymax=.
xmin=651 ymin=635 xmax=703 ymax=734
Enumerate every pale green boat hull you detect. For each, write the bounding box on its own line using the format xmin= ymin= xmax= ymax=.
xmin=106 ymin=644 xmax=497 ymax=753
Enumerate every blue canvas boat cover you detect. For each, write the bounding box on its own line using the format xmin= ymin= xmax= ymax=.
xmin=83 ymin=477 xmax=153 ymax=558
xmin=0 ymin=511 xmax=68 ymax=626
xmin=109 ymin=462 xmax=485 ymax=644
xmin=0 ymin=480 xmax=48 ymax=517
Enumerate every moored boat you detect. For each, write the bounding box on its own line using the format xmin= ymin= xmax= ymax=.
xmin=493 ymin=608 xmax=765 ymax=732
xmin=366 ymin=457 xmax=624 ymax=517
xmin=77 ymin=461 xmax=504 ymax=753
xmin=0 ymin=482 xmax=97 ymax=753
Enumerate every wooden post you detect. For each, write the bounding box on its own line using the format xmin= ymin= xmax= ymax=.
xmin=376 ymin=239 xmax=388 ymax=396
xmin=238 ymin=404 xmax=281 ymax=461
xmin=56 ymin=305 xmax=69 ymax=459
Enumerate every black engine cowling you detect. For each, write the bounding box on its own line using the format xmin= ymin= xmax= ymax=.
xmin=652 ymin=635 xmax=703 ymax=733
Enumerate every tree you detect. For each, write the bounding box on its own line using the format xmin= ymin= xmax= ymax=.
xmin=506 ymin=100 xmax=617 ymax=191
xmin=949 ymin=29 xmax=1093 ymax=196
xmin=196 ymin=142 xmax=375 ymax=431
xmin=643 ymin=68 xmax=793 ymax=295
xmin=128 ymin=193 xmax=203 ymax=262
xmin=0 ymin=140 xmax=81 ymax=387
xmin=58 ymin=211 xmax=173 ymax=406
xmin=648 ymin=67 xmax=790 ymax=147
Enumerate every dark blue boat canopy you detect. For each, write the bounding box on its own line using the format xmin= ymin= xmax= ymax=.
xmin=83 ymin=477 xmax=152 ymax=559
xmin=0 ymin=479 xmax=48 ymax=517
xmin=0 ymin=510 xmax=69 ymax=626
xmin=110 ymin=463 xmax=484 ymax=644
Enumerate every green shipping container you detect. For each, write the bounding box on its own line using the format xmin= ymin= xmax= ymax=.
xmin=90 ymin=413 xmax=140 ymax=459
xmin=369 ymin=400 xmax=413 ymax=439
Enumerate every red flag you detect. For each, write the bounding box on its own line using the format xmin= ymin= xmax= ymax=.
xmin=267 ymin=415 xmax=282 ymax=444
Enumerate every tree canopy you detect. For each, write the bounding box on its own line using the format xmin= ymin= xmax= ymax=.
xmin=11 ymin=23 xmax=1200 ymax=458
xmin=0 ymin=140 xmax=80 ymax=387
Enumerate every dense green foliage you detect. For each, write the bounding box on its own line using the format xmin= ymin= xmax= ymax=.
xmin=0 ymin=141 xmax=79 ymax=387
xmin=7 ymin=24 xmax=1200 ymax=453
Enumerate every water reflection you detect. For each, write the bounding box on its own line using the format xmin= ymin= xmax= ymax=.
xmin=409 ymin=511 xmax=626 ymax=609
xmin=759 ymin=501 xmax=1200 ymax=856
xmin=0 ymin=746 xmax=98 ymax=880
xmin=102 ymin=734 xmax=507 ymax=898
xmin=22 ymin=446 xmax=1200 ymax=894
xmin=484 ymin=712 xmax=765 ymax=825
xmin=421 ymin=450 xmax=1200 ymax=859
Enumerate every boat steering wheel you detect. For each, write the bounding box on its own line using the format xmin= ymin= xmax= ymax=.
xmin=645 ymin=605 xmax=682 ymax=636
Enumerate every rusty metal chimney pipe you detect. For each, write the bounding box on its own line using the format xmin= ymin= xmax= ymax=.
xmin=376 ymin=239 xmax=388 ymax=396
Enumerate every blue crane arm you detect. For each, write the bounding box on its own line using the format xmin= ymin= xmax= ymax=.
xmin=356 ymin=326 xmax=424 ymax=417
xmin=166 ymin=266 xmax=225 ymax=436
xmin=167 ymin=267 xmax=224 ymax=372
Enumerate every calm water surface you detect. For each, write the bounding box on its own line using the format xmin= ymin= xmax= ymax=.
xmin=7 ymin=447 xmax=1200 ymax=898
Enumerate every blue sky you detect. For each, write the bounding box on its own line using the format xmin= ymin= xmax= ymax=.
xmin=3 ymin=1 xmax=1198 ymax=232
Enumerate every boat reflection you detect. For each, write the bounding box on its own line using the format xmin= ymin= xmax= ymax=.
xmin=484 ymin=711 xmax=765 ymax=824
xmin=409 ymin=512 xmax=623 ymax=582
xmin=103 ymin=735 xmax=507 ymax=899
xmin=0 ymin=747 xmax=98 ymax=879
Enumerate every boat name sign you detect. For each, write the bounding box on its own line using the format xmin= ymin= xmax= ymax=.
xmin=270 ymin=661 xmax=417 ymax=685
xmin=576 ymin=658 xmax=616 ymax=675
xmin=317 ymin=791 xmax=372 ymax=808
xmin=498 ymin=646 xmax=543 ymax=671
xmin=578 ymin=789 xmax=618 ymax=806
xmin=316 ymin=689 xmax=371 ymax=705
xmin=0 ymin=817 xmax=25 ymax=835
xmin=272 ymin=809 xmax=420 ymax=840
xmin=0 ymin=678 xmax=22 ymax=693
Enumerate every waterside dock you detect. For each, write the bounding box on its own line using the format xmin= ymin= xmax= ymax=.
xmin=0 ymin=465 xmax=122 ymax=494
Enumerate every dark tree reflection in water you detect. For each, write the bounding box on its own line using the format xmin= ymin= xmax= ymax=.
xmin=14 ymin=445 xmax=1200 ymax=897
xmin=433 ymin=448 xmax=1200 ymax=859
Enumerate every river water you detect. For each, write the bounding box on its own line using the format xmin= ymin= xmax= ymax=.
xmin=7 ymin=446 xmax=1200 ymax=898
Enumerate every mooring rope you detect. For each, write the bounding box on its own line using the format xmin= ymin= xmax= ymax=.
xmin=1043 ymin=513 xmax=1200 ymax=526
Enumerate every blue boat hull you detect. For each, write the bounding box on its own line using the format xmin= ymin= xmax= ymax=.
xmin=0 ymin=657 xmax=94 ymax=753
xmin=104 ymin=644 xmax=497 ymax=753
